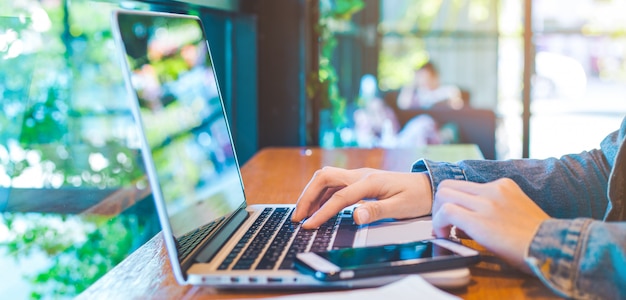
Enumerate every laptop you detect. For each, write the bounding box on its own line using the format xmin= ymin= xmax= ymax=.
xmin=111 ymin=10 xmax=469 ymax=289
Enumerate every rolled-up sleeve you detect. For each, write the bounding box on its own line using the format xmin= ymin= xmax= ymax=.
xmin=413 ymin=152 xmax=611 ymax=220
xmin=525 ymin=218 xmax=626 ymax=299
xmin=411 ymin=160 xmax=467 ymax=204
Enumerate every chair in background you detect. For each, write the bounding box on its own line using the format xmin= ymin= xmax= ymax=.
xmin=384 ymin=90 xmax=497 ymax=160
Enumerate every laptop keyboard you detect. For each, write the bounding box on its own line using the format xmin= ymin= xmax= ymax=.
xmin=217 ymin=207 xmax=357 ymax=271
xmin=177 ymin=217 xmax=224 ymax=260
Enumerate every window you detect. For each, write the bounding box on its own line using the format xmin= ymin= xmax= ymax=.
xmin=323 ymin=0 xmax=626 ymax=159
xmin=528 ymin=0 xmax=626 ymax=158
xmin=0 ymin=1 xmax=255 ymax=298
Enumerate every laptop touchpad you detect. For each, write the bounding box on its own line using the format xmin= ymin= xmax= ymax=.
xmin=363 ymin=216 xmax=434 ymax=247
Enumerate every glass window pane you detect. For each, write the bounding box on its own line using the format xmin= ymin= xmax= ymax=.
xmin=530 ymin=1 xmax=626 ymax=158
xmin=0 ymin=1 xmax=244 ymax=298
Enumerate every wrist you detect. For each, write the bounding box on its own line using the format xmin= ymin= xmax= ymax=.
xmin=416 ymin=172 xmax=434 ymax=216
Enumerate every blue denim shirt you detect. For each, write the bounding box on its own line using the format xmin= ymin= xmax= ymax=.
xmin=412 ymin=116 xmax=626 ymax=299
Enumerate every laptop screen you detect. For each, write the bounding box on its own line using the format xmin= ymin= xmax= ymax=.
xmin=115 ymin=12 xmax=245 ymax=238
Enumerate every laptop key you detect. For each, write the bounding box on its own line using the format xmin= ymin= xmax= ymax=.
xmin=177 ymin=217 xmax=223 ymax=261
xmin=309 ymin=216 xmax=337 ymax=252
xmin=255 ymin=217 xmax=299 ymax=270
xmin=232 ymin=208 xmax=288 ymax=269
xmin=331 ymin=215 xmax=358 ymax=249
xmin=218 ymin=208 xmax=272 ymax=270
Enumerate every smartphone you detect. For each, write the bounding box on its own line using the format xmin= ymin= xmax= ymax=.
xmin=294 ymin=238 xmax=480 ymax=281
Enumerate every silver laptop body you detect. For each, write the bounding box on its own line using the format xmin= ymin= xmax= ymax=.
xmin=111 ymin=9 xmax=440 ymax=289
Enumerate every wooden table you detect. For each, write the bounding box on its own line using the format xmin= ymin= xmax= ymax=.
xmin=79 ymin=145 xmax=560 ymax=299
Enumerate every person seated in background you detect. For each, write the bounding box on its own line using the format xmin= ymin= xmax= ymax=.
xmin=353 ymin=74 xmax=457 ymax=148
xmin=397 ymin=61 xmax=464 ymax=110
xmin=353 ymin=74 xmax=400 ymax=148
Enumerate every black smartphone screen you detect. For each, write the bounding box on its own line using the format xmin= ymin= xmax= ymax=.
xmin=317 ymin=240 xmax=457 ymax=269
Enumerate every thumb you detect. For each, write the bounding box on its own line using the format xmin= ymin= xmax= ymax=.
xmin=353 ymin=200 xmax=398 ymax=225
xmin=352 ymin=191 xmax=427 ymax=225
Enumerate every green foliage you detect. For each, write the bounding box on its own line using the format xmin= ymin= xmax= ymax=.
xmin=20 ymin=86 xmax=70 ymax=145
xmin=377 ymin=0 xmax=495 ymax=91
xmin=2 ymin=212 xmax=147 ymax=299
xmin=330 ymin=0 xmax=365 ymax=20
xmin=309 ymin=0 xmax=364 ymax=146
xmin=376 ymin=1 xmax=441 ymax=91
xmin=1 ymin=1 xmax=153 ymax=299
xmin=378 ymin=38 xmax=429 ymax=91
xmin=2 ymin=0 xmax=143 ymax=188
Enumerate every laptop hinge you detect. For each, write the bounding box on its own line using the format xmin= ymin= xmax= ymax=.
xmin=191 ymin=206 xmax=249 ymax=265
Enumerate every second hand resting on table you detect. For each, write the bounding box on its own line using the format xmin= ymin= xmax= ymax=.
xmin=291 ymin=166 xmax=550 ymax=273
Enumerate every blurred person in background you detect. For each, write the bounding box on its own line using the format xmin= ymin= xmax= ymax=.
xmin=353 ymin=74 xmax=447 ymax=148
xmin=397 ymin=61 xmax=464 ymax=110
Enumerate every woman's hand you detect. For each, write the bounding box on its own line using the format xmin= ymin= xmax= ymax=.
xmin=432 ymin=178 xmax=550 ymax=272
xmin=292 ymin=167 xmax=432 ymax=229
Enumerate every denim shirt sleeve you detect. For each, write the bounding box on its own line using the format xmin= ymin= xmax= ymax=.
xmin=412 ymin=150 xmax=612 ymax=219
xmin=412 ymin=117 xmax=626 ymax=299
xmin=523 ymin=218 xmax=626 ymax=299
